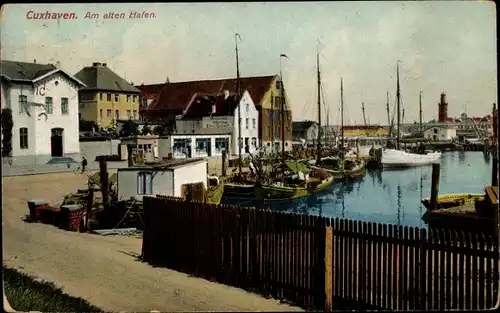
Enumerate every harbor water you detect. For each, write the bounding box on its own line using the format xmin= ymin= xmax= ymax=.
xmin=224 ymin=151 xmax=494 ymax=228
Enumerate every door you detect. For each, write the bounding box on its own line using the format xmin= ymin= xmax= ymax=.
xmin=51 ymin=128 xmax=64 ymax=157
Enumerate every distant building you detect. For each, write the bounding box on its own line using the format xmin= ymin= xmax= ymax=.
xmin=292 ymin=121 xmax=318 ymax=145
xmin=74 ymin=62 xmax=141 ymax=128
xmin=341 ymin=125 xmax=389 ymax=138
xmin=422 ymin=124 xmax=457 ymax=141
xmin=1 ymin=60 xmax=86 ymax=165
xmin=157 ymin=90 xmax=259 ymax=158
xmin=140 ymin=75 xmax=292 ymax=152
xmin=117 ymin=158 xmax=208 ymax=201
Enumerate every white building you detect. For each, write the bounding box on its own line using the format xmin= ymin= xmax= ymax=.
xmin=116 ymin=158 xmax=208 ymax=201
xmin=422 ymin=125 xmax=457 ymax=141
xmin=1 ymin=60 xmax=86 ymax=165
xmin=160 ymin=90 xmax=260 ymax=159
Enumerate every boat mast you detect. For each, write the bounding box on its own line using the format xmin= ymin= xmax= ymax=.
xmin=340 ymin=77 xmax=345 ymax=160
xmin=419 ymin=91 xmax=423 ymax=135
xmin=235 ymin=33 xmax=242 ymax=174
xmin=386 ymin=90 xmax=391 ymax=137
xmin=396 ymin=61 xmax=401 ymax=150
xmin=315 ymin=49 xmax=322 ymax=164
xmin=280 ymin=54 xmax=288 ymax=168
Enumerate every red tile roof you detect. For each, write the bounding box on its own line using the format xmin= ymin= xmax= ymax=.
xmin=183 ymin=93 xmax=242 ymax=118
xmin=143 ymin=75 xmax=276 ymax=114
xmin=136 ymin=83 xmax=166 ymax=99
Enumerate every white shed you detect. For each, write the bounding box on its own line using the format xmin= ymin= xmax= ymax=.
xmin=117 ymin=158 xmax=208 ymax=201
xmin=423 ymin=125 xmax=457 ymax=141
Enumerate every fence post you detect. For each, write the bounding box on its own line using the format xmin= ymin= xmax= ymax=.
xmin=324 ymin=225 xmax=333 ymax=311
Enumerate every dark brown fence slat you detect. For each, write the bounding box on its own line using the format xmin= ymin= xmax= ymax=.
xmin=366 ymin=222 xmax=373 ymax=306
xmin=471 ymin=232 xmax=479 ymax=310
xmin=360 ymin=222 xmax=367 ymax=305
xmin=387 ymin=225 xmax=394 ymax=310
xmin=465 ymin=232 xmax=472 ymax=310
xmin=478 ymin=232 xmax=486 ymax=310
xmin=485 ymin=234 xmax=493 ymax=308
xmin=375 ymin=224 xmax=383 ymax=308
xmin=458 ymin=231 xmax=466 ymax=310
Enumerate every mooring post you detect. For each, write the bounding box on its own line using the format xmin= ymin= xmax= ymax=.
xmin=222 ymin=150 xmax=227 ymax=177
xmin=99 ymin=157 xmax=109 ymax=210
xmin=430 ymin=163 xmax=441 ymax=211
xmin=492 ymin=150 xmax=498 ymax=187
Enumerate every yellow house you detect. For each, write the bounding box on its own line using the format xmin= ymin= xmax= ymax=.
xmin=74 ymin=62 xmax=140 ymax=128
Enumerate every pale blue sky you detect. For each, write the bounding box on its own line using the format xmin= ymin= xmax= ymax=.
xmin=1 ymin=1 xmax=497 ymax=124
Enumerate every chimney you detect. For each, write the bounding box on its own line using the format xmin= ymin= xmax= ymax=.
xmin=92 ymin=62 xmax=102 ymax=67
xmin=33 ymin=59 xmax=36 ymax=64
xmin=166 ymin=77 xmax=170 ymax=83
xmin=438 ymin=92 xmax=448 ymax=123
xmin=102 ymin=63 xmax=107 ymax=67
xmin=55 ymin=61 xmax=61 ymax=68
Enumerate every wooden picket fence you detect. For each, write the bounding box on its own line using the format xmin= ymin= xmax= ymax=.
xmin=142 ymin=196 xmax=499 ymax=311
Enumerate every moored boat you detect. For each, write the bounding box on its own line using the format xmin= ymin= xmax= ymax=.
xmin=421 ymin=193 xmax=484 ymax=210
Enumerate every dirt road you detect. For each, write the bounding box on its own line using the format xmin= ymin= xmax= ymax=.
xmin=2 ymin=172 xmax=301 ymax=312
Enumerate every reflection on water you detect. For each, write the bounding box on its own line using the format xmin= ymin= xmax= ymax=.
xmin=222 ymin=152 xmax=492 ymax=227
xmin=256 ymin=152 xmax=492 ymax=227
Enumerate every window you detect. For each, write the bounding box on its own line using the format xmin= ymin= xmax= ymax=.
xmin=19 ymin=127 xmax=28 ymax=149
xmin=100 ymin=109 xmax=103 ymax=119
xmin=127 ymin=110 xmax=131 ymax=118
xmin=141 ymin=98 xmax=148 ymax=107
xmin=107 ymin=94 xmax=111 ymax=101
xmin=114 ymin=94 xmax=119 ymax=102
xmin=215 ymin=137 xmax=229 ymax=154
xmin=19 ymin=95 xmax=27 ymax=114
xmin=274 ymin=111 xmax=279 ymax=121
xmin=107 ymin=109 xmax=112 ymax=118
xmin=245 ymin=118 xmax=249 ymax=129
xmin=45 ymin=97 xmax=53 ymax=114
xmin=275 ymin=126 xmax=280 ymax=138
xmin=434 ymin=128 xmax=438 ymax=134
xmin=133 ymin=95 xmax=137 ymax=102
xmin=137 ymin=172 xmax=153 ymax=195
xmin=127 ymin=95 xmax=131 ymax=102
xmin=100 ymin=93 xmax=104 ymax=101
xmin=133 ymin=110 xmax=137 ymax=119
xmin=115 ymin=110 xmax=119 ymax=120
xmin=274 ymin=96 xmax=281 ymax=108
xmin=61 ymin=97 xmax=69 ymax=114
xmin=246 ymin=103 xmax=249 ymax=113
xmin=251 ymin=137 xmax=257 ymax=147
xmin=252 ymin=118 xmax=256 ymax=129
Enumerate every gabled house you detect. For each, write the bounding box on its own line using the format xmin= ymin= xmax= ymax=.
xmin=74 ymin=62 xmax=141 ymax=128
xmin=140 ymin=75 xmax=292 ymax=152
xmin=1 ymin=60 xmax=86 ymax=165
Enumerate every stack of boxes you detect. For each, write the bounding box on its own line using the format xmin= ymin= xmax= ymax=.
xmin=60 ymin=204 xmax=84 ymax=232
xmin=27 ymin=200 xmax=50 ymax=221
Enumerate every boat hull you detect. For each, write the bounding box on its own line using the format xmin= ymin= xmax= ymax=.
xmin=421 ymin=193 xmax=484 ymax=210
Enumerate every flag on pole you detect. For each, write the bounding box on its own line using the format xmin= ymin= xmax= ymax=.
xmin=280 ymin=54 xmax=289 ymax=58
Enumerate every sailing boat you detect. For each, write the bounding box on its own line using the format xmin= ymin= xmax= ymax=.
xmin=312 ymin=70 xmax=365 ymax=179
xmin=377 ymin=62 xmax=442 ymax=168
xmin=222 ymin=42 xmax=333 ymax=203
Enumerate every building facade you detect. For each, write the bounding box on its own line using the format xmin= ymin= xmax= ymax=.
xmin=1 ymin=60 xmax=85 ymax=165
xmin=74 ymin=62 xmax=141 ymax=129
xmin=157 ymin=90 xmax=259 ymax=158
xmin=140 ymin=75 xmax=292 ymax=153
xmin=292 ymin=121 xmax=319 ymax=145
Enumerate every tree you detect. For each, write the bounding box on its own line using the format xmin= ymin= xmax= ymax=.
xmin=141 ymin=123 xmax=152 ymax=135
xmin=79 ymin=120 xmax=98 ymax=132
xmin=1 ymin=108 xmax=13 ymax=157
xmin=152 ymin=116 xmax=176 ymax=136
xmin=120 ymin=119 xmax=139 ymax=137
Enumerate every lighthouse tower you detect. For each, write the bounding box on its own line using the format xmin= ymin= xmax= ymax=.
xmin=438 ymin=92 xmax=448 ymax=123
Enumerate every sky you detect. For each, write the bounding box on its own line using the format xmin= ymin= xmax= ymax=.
xmin=1 ymin=1 xmax=497 ymax=125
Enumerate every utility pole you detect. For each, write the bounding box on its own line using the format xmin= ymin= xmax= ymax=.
xmin=235 ymin=33 xmax=242 ymax=174
xmin=396 ymin=61 xmax=401 ymax=150
xmin=419 ymin=91 xmax=423 ymax=135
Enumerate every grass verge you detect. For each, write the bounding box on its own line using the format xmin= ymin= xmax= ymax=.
xmin=3 ymin=266 xmax=103 ymax=312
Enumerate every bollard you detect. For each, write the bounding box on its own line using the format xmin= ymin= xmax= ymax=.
xmin=430 ymin=163 xmax=441 ymax=211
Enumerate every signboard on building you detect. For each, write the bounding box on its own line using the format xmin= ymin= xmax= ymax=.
xmin=202 ymin=116 xmax=234 ymax=129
